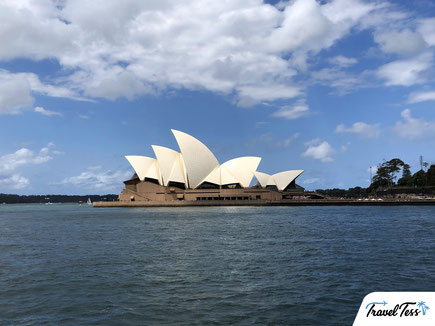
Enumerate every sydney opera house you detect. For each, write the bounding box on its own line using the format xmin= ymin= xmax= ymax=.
xmin=118 ymin=130 xmax=306 ymax=203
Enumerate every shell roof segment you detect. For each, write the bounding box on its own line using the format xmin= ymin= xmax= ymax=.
xmin=221 ymin=157 xmax=261 ymax=188
xmin=152 ymin=145 xmax=187 ymax=187
xmin=273 ymin=170 xmax=304 ymax=191
xmin=254 ymin=170 xmax=304 ymax=191
xmin=125 ymin=155 xmax=162 ymax=185
xmin=171 ymin=129 xmax=219 ymax=189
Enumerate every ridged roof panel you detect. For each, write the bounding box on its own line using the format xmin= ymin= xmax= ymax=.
xmin=272 ymin=170 xmax=304 ymax=191
xmin=171 ymin=129 xmax=219 ymax=189
xmin=221 ymin=156 xmax=261 ymax=188
xmin=152 ymin=145 xmax=187 ymax=186
xmin=125 ymin=155 xmax=162 ymax=184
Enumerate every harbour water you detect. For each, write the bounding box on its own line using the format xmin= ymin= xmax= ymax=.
xmin=1 ymin=204 xmax=434 ymax=325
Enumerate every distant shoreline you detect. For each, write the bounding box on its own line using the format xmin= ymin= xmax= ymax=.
xmin=0 ymin=194 xmax=117 ymax=204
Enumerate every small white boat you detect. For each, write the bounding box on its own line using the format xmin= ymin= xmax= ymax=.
xmin=87 ymin=197 xmax=92 ymax=205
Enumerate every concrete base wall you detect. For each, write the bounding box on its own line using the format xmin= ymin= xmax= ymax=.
xmin=95 ymin=199 xmax=435 ymax=207
xmin=119 ymin=179 xmax=285 ymax=203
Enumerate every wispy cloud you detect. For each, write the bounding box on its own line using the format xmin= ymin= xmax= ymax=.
xmin=335 ymin=122 xmax=381 ymax=138
xmin=329 ymin=55 xmax=357 ymax=67
xmin=408 ymin=90 xmax=435 ymax=103
xmin=393 ymin=109 xmax=435 ymax=140
xmin=34 ymin=106 xmax=62 ymax=116
xmin=59 ymin=168 xmax=131 ymax=191
xmin=376 ymin=52 xmax=432 ymax=86
xmin=311 ymin=68 xmax=364 ymax=95
xmin=0 ymin=69 xmax=90 ymax=114
xmin=247 ymin=132 xmax=300 ymax=150
xmin=272 ymin=101 xmax=310 ymax=120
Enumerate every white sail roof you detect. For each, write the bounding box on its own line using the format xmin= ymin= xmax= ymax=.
xmin=273 ymin=170 xmax=304 ymax=191
xmin=171 ymin=129 xmax=219 ymax=189
xmin=203 ymin=166 xmax=221 ymax=185
xmin=202 ymin=165 xmax=240 ymax=186
xmin=254 ymin=170 xmax=304 ymax=190
xmin=220 ymin=165 xmax=240 ymax=185
xmin=254 ymin=171 xmax=273 ymax=188
xmin=152 ymin=145 xmax=187 ymax=187
xmin=125 ymin=155 xmax=162 ymax=184
xmin=221 ymin=157 xmax=261 ymax=188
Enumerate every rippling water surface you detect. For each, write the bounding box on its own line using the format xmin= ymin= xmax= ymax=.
xmin=1 ymin=204 xmax=434 ymax=325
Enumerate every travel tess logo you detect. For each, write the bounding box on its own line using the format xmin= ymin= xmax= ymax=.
xmin=366 ymin=300 xmax=430 ymax=318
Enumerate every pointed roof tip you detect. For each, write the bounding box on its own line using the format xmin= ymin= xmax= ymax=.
xmin=151 ymin=144 xmax=163 ymax=150
xmin=171 ymin=129 xmax=182 ymax=135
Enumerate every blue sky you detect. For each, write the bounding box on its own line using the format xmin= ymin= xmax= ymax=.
xmin=1 ymin=0 xmax=435 ymax=195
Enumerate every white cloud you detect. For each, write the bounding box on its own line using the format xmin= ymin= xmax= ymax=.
xmin=236 ymin=84 xmax=300 ymax=107
xmin=25 ymin=73 xmax=91 ymax=102
xmin=60 ymin=169 xmax=131 ymax=191
xmin=272 ymin=101 xmax=310 ymax=120
xmin=79 ymin=114 xmax=90 ymax=119
xmin=0 ymin=0 xmax=381 ymax=106
xmin=335 ymin=122 xmax=381 ymax=138
xmin=329 ymin=55 xmax=357 ymax=67
xmin=394 ymin=109 xmax=435 ymax=140
xmin=0 ymin=174 xmax=29 ymax=190
xmin=408 ymin=90 xmax=435 ymax=103
xmin=311 ymin=68 xmax=363 ymax=95
xmin=267 ymin=0 xmax=332 ymax=54
xmin=3 ymin=0 xmax=433 ymax=108
xmin=418 ymin=18 xmax=435 ymax=46
xmin=0 ymin=143 xmax=61 ymax=190
xmin=0 ymin=69 xmax=90 ymax=114
xmin=374 ymin=29 xmax=427 ymax=56
xmin=377 ymin=52 xmax=432 ymax=86
xmin=302 ymin=139 xmax=334 ymax=162
xmin=0 ymin=72 xmax=34 ymax=114
xmin=0 ymin=144 xmax=59 ymax=173
xmin=34 ymin=106 xmax=62 ymax=116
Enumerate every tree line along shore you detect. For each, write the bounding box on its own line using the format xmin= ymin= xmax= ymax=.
xmin=316 ymin=159 xmax=435 ymax=199
xmin=0 ymin=194 xmax=118 ymax=204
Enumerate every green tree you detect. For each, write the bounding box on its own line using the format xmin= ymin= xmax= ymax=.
xmin=371 ymin=158 xmax=407 ymax=189
xmin=402 ymin=164 xmax=411 ymax=178
xmin=426 ymin=164 xmax=435 ymax=186
xmin=411 ymin=170 xmax=427 ymax=187
xmin=397 ymin=163 xmax=412 ymax=186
